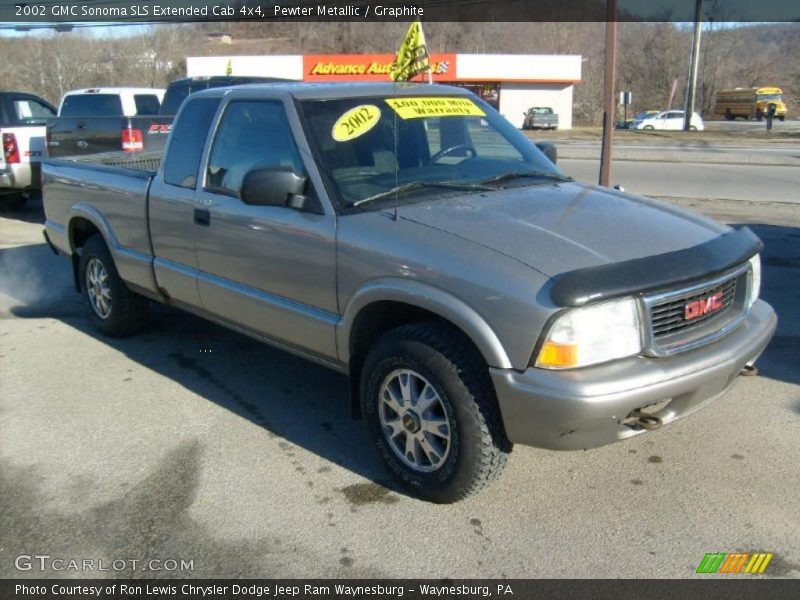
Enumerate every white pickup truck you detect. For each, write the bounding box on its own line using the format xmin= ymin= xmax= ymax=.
xmin=0 ymin=91 xmax=56 ymax=210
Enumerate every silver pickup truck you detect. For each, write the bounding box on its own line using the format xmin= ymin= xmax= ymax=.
xmin=42 ymin=83 xmax=776 ymax=503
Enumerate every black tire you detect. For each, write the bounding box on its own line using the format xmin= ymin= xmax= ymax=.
xmin=79 ymin=234 xmax=149 ymax=337
xmin=0 ymin=193 xmax=27 ymax=212
xmin=778 ymin=115 xmax=785 ymax=122
xmin=360 ymin=321 xmax=510 ymax=503
xmin=643 ymin=125 xmax=655 ymax=131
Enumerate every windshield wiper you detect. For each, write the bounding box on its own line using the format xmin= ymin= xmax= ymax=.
xmin=351 ymin=180 xmax=495 ymax=207
xmin=479 ymin=170 xmax=573 ymax=185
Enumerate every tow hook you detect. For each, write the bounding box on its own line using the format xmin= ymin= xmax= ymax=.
xmin=740 ymin=364 xmax=758 ymax=377
xmin=623 ymin=413 xmax=664 ymax=431
xmin=637 ymin=415 xmax=663 ymax=430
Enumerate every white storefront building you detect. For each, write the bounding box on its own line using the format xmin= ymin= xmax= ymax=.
xmin=186 ymin=53 xmax=582 ymax=129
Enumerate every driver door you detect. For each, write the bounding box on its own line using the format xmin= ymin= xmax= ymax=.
xmin=192 ymin=99 xmax=339 ymax=361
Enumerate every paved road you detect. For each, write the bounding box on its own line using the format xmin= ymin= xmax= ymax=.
xmin=561 ymin=159 xmax=800 ymax=203
xmin=558 ymin=142 xmax=800 ymax=166
xmin=705 ymin=119 xmax=800 ymax=133
xmin=1 ymin=197 xmax=798 ymax=579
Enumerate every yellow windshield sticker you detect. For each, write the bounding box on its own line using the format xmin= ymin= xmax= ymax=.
xmin=332 ymin=104 xmax=381 ymax=142
xmin=385 ymin=97 xmax=486 ymax=119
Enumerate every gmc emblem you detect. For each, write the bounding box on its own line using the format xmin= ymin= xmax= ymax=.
xmin=685 ymin=291 xmax=724 ymax=320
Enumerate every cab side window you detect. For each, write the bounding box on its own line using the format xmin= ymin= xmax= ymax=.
xmin=205 ymin=101 xmax=304 ymax=197
xmin=163 ymin=97 xmax=221 ymax=189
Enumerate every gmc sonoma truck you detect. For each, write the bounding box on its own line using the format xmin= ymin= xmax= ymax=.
xmin=42 ymin=83 xmax=776 ymax=503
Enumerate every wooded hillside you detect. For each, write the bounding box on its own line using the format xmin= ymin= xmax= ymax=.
xmin=2 ymin=22 xmax=796 ymax=124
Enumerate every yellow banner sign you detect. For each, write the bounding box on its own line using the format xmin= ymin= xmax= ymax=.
xmin=332 ymin=104 xmax=382 ymax=142
xmin=390 ymin=21 xmax=430 ymax=82
xmin=385 ymin=97 xmax=486 ymax=119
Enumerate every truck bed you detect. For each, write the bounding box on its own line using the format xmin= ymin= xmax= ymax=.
xmin=42 ymin=155 xmax=158 ymax=294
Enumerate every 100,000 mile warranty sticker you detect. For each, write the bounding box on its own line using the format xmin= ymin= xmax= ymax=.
xmin=385 ymin=97 xmax=486 ymax=119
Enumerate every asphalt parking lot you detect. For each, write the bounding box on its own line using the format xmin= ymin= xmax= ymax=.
xmin=1 ymin=193 xmax=798 ymax=579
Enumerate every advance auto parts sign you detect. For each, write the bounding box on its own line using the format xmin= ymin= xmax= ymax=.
xmin=332 ymin=104 xmax=382 ymax=142
xmin=386 ymin=97 xmax=486 ymax=119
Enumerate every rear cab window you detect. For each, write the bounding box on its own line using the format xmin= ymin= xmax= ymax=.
xmin=60 ymin=94 xmax=123 ymax=117
xmin=162 ymin=97 xmax=221 ymax=189
xmin=12 ymin=97 xmax=55 ymax=125
xmin=134 ymin=94 xmax=161 ymax=116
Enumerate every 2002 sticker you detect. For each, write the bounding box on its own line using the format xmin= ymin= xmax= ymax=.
xmin=332 ymin=105 xmax=382 ymax=142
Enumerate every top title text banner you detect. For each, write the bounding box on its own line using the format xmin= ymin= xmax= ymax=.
xmin=2 ymin=0 xmax=799 ymax=23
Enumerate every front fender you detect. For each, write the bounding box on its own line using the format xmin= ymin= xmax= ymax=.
xmin=338 ymin=277 xmax=513 ymax=369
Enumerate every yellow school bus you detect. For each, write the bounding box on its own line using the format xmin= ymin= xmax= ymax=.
xmin=714 ymin=87 xmax=787 ymax=121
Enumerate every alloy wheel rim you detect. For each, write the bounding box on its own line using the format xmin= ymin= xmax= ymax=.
xmin=378 ymin=369 xmax=452 ymax=472
xmin=85 ymin=257 xmax=112 ymax=319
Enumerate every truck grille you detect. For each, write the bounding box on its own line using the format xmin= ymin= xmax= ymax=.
xmin=643 ymin=263 xmax=750 ymax=355
xmin=651 ymin=277 xmax=737 ymax=338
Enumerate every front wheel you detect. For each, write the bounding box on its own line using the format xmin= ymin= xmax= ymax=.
xmin=360 ymin=322 xmax=510 ymax=503
xmin=79 ymin=234 xmax=149 ymax=337
xmin=643 ymin=125 xmax=655 ymax=130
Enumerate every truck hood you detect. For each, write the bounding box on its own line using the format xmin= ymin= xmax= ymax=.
xmin=397 ymin=181 xmax=728 ymax=277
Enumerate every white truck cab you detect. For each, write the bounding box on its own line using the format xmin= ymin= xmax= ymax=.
xmin=58 ymin=87 xmax=166 ymax=118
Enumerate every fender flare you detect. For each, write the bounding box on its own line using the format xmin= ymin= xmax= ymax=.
xmin=66 ymin=203 xmax=120 ymax=255
xmin=337 ymin=278 xmax=513 ymax=369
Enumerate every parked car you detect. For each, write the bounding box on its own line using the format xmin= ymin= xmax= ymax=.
xmin=47 ymin=87 xmax=168 ymax=158
xmin=158 ymin=76 xmax=292 ymax=116
xmin=0 ymin=91 xmax=56 ymax=210
xmin=620 ymin=110 xmax=660 ymax=129
xmin=522 ymin=107 xmax=558 ymax=130
xmin=42 ymin=83 xmax=775 ymax=502
xmin=635 ymin=110 xmax=705 ymax=131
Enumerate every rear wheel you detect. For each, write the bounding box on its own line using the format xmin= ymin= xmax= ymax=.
xmin=360 ymin=321 xmax=510 ymax=503
xmin=79 ymin=234 xmax=149 ymax=337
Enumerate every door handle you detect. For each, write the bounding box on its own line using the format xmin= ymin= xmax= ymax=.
xmin=193 ymin=208 xmax=210 ymax=226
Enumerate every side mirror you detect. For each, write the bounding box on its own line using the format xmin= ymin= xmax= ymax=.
xmin=536 ymin=141 xmax=557 ymax=165
xmin=241 ymin=166 xmax=308 ymax=209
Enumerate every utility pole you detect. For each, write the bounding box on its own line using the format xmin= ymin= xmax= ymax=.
xmin=683 ymin=0 xmax=703 ymax=131
xmin=598 ymin=0 xmax=617 ymax=186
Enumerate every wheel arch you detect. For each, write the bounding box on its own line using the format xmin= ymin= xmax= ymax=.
xmin=339 ymin=279 xmax=513 ymax=418
xmin=66 ymin=206 xmax=116 ymax=293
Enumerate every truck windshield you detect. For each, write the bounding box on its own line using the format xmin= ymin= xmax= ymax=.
xmin=299 ymin=95 xmax=564 ymax=207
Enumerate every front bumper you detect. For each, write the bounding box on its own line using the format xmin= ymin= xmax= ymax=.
xmin=491 ymin=300 xmax=776 ymax=450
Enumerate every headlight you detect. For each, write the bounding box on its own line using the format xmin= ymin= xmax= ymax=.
xmin=535 ymin=297 xmax=642 ymax=369
xmin=748 ymin=254 xmax=761 ymax=308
